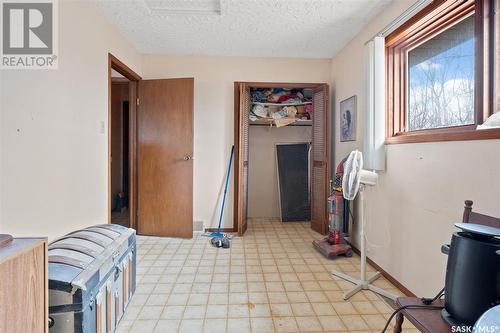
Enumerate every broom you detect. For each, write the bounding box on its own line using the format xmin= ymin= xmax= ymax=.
xmin=210 ymin=145 xmax=234 ymax=238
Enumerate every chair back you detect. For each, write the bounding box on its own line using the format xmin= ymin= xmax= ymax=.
xmin=462 ymin=200 xmax=500 ymax=228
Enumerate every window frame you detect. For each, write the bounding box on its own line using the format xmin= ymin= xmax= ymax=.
xmin=385 ymin=0 xmax=499 ymax=144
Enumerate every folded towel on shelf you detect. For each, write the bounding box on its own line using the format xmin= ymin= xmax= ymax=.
xmin=274 ymin=117 xmax=297 ymax=128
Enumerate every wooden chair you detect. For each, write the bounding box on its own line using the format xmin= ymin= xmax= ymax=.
xmin=393 ymin=200 xmax=500 ymax=333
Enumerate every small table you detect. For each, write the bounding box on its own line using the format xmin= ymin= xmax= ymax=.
xmin=393 ymin=297 xmax=452 ymax=333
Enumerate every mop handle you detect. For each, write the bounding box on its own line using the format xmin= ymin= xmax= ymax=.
xmin=216 ymin=145 xmax=234 ymax=232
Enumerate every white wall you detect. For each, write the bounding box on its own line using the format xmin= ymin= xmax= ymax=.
xmin=141 ymin=55 xmax=331 ymax=230
xmin=331 ymin=0 xmax=500 ymax=296
xmin=0 ymin=69 xmax=3 ymax=231
xmin=0 ymin=0 xmax=142 ymax=240
xmin=248 ymin=126 xmax=312 ymax=218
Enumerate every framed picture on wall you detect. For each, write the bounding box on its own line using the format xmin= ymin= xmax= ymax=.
xmin=340 ymin=95 xmax=357 ymax=142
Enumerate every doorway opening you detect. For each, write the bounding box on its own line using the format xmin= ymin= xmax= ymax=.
xmin=108 ymin=54 xmax=141 ymax=229
xmin=111 ymin=78 xmax=131 ymax=227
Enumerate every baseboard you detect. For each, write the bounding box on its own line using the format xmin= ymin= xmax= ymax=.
xmin=349 ymin=244 xmax=416 ymax=297
xmin=204 ymin=227 xmax=236 ymax=233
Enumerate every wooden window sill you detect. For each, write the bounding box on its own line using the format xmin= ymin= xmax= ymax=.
xmin=385 ymin=127 xmax=500 ymax=144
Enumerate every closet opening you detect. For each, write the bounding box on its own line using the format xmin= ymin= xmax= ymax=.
xmin=234 ymin=82 xmax=329 ymax=236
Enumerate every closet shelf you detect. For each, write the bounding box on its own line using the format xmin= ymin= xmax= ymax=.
xmin=250 ymin=119 xmax=312 ymax=127
xmin=252 ymin=101 xmax=313 ymax=106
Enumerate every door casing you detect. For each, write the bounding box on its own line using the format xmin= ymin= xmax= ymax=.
xmin=108 ymin=54 xmax=141 ymax=230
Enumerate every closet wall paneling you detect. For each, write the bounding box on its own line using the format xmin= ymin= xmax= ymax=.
xmin=311 ymin=85 xmax=329 ymax=234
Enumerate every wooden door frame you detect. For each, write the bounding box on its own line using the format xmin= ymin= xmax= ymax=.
xmin=108 ymin=53 xmax=142 ymax=230
xmin=233 ymin=81 xmax=330 ymax=236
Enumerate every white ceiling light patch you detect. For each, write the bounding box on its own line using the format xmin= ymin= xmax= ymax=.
xmin=143 ymin=0 xmax=222 ymax=15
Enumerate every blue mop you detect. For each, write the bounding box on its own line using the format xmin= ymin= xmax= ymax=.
xmin=210 ymin=145 xmax=234 ymax=238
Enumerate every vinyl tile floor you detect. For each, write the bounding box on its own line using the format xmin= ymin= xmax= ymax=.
xmin=116 ymin=218 xmax=417 ymax=333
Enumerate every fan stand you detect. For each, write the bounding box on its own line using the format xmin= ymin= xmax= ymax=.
xmin=331 ymin=185 xmax=398 ymax=301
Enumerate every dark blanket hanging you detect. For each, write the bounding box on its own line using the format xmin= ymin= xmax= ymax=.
xmin=276 ymin=143 xmax=311 ymax=222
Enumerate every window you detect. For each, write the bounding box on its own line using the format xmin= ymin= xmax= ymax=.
xmin=386 ymin=0 xmax=499 ymax=144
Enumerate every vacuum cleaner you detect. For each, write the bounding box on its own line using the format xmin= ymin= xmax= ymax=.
xmin=313 ymin=157 xmax=353 ymax=259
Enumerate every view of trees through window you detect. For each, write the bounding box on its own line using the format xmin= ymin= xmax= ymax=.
xmin=408 ymin=15 xmax=475 ymax=131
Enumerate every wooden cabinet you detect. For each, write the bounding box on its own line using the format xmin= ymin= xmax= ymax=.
xmin=0 ymin=237 xmax=48 ymax=333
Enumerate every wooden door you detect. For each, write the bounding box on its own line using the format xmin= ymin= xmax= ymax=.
xmin=137 ymin=78 xmax=194 ymax=238
xmin=236 ymin=83 xmax=250 ymax=236
xmin=310 ymin=85 xmax=329 ymax=234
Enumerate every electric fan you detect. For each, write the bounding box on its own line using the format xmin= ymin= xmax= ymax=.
xmin=331 ymin=150 xmax=397 ymax=301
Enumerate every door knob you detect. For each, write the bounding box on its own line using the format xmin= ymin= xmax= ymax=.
xmin=183 ymin=155 xmax=192 ymax=161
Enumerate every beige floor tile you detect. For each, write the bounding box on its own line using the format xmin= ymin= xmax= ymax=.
xmin=179 ymin=319 xmax=204 ymax=333
xmin=167 ymin=293 xmax=189 ymax=306
xmin=146 ymin=294 xmax=169 ymax=306
xmin=229 ymin=292 xmax=248 ymax=304
xmin=264 ymin=273 xmax=282 ymax=282
xmin=248 ymin=282 xmax=267 ymax=292
xmin=228 ymin=303 xmax=250 ymax=318
xmin=172 ymin=283 xmax=193 ymax=293
xmin=268 ymin=292 xmax=288 ymax=303
xmin=331 ymin=302 xmax=358 ymax=315
xmin=291 ymin=302 xmax=315 ymax=316
xmin=273 ymin=316 xmax=299 ymax=332
xmin=247 ymin=273 xmax=264 ymax=282
xmin=362 ymin=314 xmax=390 ymax=330
xmin=306 ymin=291 xmax=329 ymax=303
xmin=250 ymin=303 xmax=271 ymax=317
xmin=213 ymin=273 xmax=230 ymax=283
xmin=287 ymin=292 xmax=308 ymax=303
xmin=251 ymin=317 xmax=275 ymax=332
xmin=188 ymin=293 xmax=209 ymax=305
xmin=161 ymin=305 xmax=185 ymax=319
xmin=352 ymin=301 xmax=378 ymax=315
xmin=211 ymin=283 xmax=229 ymax=293
xmin=129 ymin=294 xmax=149 ymax=307
xmin=154 ymin=319 xmax=180 ymax=332
xmin=227 ymin=318 xmax=250 ymax=333
xmin=296 ymin=316 xmax=323 ymax=332
xmin=270 ymin=303 xmax=293 ymax=317
xmin=138 ymin=306 xmax=163 ymax=320
xmin=340 ymin=314 xmax=370 ymax=330
xmin=208 ymin=293 xmax=229 ymax=305
xmin=206 ymin=304 xmax=228 ymax=318
xmin=249 ymin=292 xmax=268 ymax=304
xmin=230 ymin=282 xmax=248 ymax=293
xmin=204 ymin=318 xmax=227 ymax=333
xmin=116 ymin=320 xmax=133 ymax=333
xmin=183 ymin=305 xmax=206 ymax=319
xmin=123 ymin=306 xmax=142 ymax=321
xmin=318 ymin=316 xmax=347 ymax=331
xmin=310 ymin=302 xmax=335 ymax=317
xmin=284 ymin=282 xmax=303 ymax=292
xmin=130 ymin=319 xmax=158 ymax=333
xmin=230 ymin=274 xmax=247 ymax=282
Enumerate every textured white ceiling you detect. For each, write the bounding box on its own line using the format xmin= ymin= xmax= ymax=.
xmin=96 ymin=0 xmax=393 ymax=58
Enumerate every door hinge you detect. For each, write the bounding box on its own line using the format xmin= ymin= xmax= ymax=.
xmin=136 ymin=98 xmax=140 ymax=106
